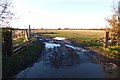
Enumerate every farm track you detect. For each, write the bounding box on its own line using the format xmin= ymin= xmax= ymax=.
xmin=15 ymin=35 xmax=119 ymax=78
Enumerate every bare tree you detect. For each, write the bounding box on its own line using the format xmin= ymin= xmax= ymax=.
xmin=0 ymin=0 xmax=14 ymax=27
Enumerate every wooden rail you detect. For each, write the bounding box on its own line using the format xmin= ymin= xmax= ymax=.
xmin=12 ymin=40 xmax=36 ymax=56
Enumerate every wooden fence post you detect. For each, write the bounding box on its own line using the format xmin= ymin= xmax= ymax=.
xmin=29 ymin=25 xmax=31 ymax=39
xmin=26 ymin=29 xmax=29 ymax=40
xmin=2 ymin=28 xmax=13 ymax=56
xmin=103 ymin=31 xmax=109 ymax=49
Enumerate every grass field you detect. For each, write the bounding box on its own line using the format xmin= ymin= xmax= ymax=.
xmin=32 ymin=29 xmax=105 ymax=46
xmin=32 ymin=29 xmax=105 ymax=41
xmin=32 ymin=29 xmax=120 ymax=58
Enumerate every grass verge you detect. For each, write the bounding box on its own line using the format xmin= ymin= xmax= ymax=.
xmin=2 ymin=40 xmax=45 ymax=78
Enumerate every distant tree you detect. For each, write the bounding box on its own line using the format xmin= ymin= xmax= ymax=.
xmin=41 ymin=28 xmax=44 ymax=30
xmin=105 ymin=1 xmax=120 ymax=47
xmin=0 ymin=0 xmax=14 ymax=27
xmin=58 ymin=28 xmax=61 ymax=30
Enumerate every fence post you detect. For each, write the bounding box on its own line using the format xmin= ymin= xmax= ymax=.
xmin=29 ymin=25 xmax=31 ymax=39
xmin=103 ymin=31 xmax=109 ymax=49
xmin=2 ymin=28 xmax=13 ymax=56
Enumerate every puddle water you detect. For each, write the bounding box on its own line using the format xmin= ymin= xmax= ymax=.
xmin=45 ymin=42 xmax=60 ymax=49
xmin=15 ymin=61 xmax=117 ymax=78
xmin=65 ymin=44 xmax=89 ymax=52
xmin=53 ymin=37 xmax=66 ymax=40
xmin=45 ymin=37 xmax=66 ymax=49
xmin=65 ymin=44 xmax=76 ymax=49
xmin=14 ymin=37 xmax=118 ymax=78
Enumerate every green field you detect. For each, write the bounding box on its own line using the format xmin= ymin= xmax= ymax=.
xmin=32 ymin=29 xmax=105 ymax=46
xmin=32 ymin=29 xmax=105 ymax=41
xmin=32 ymin=29 xmax=120 ymax=58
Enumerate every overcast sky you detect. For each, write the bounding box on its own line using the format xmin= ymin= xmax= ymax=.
xmin=11 ymin=0 xmax=118 ymax=29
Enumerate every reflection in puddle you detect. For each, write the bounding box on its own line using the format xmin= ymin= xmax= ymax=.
xmin=43 ymin=44 xmax=80 ymax=68
xmin=53 ymin=37 xmax=66 ymax=40
xmin=45 ymin=42 xmax=60 ymax=49
xmin=65 ymin=44 xmax=76 ymax=49
xmin=15 ymin=61 xmax=118 ymax=78
xmin=65 ymin=44 xmax=89 ymax=52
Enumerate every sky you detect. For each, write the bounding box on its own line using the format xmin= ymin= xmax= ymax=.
xmin=11 ymin=0 xmax=118 ymax=29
